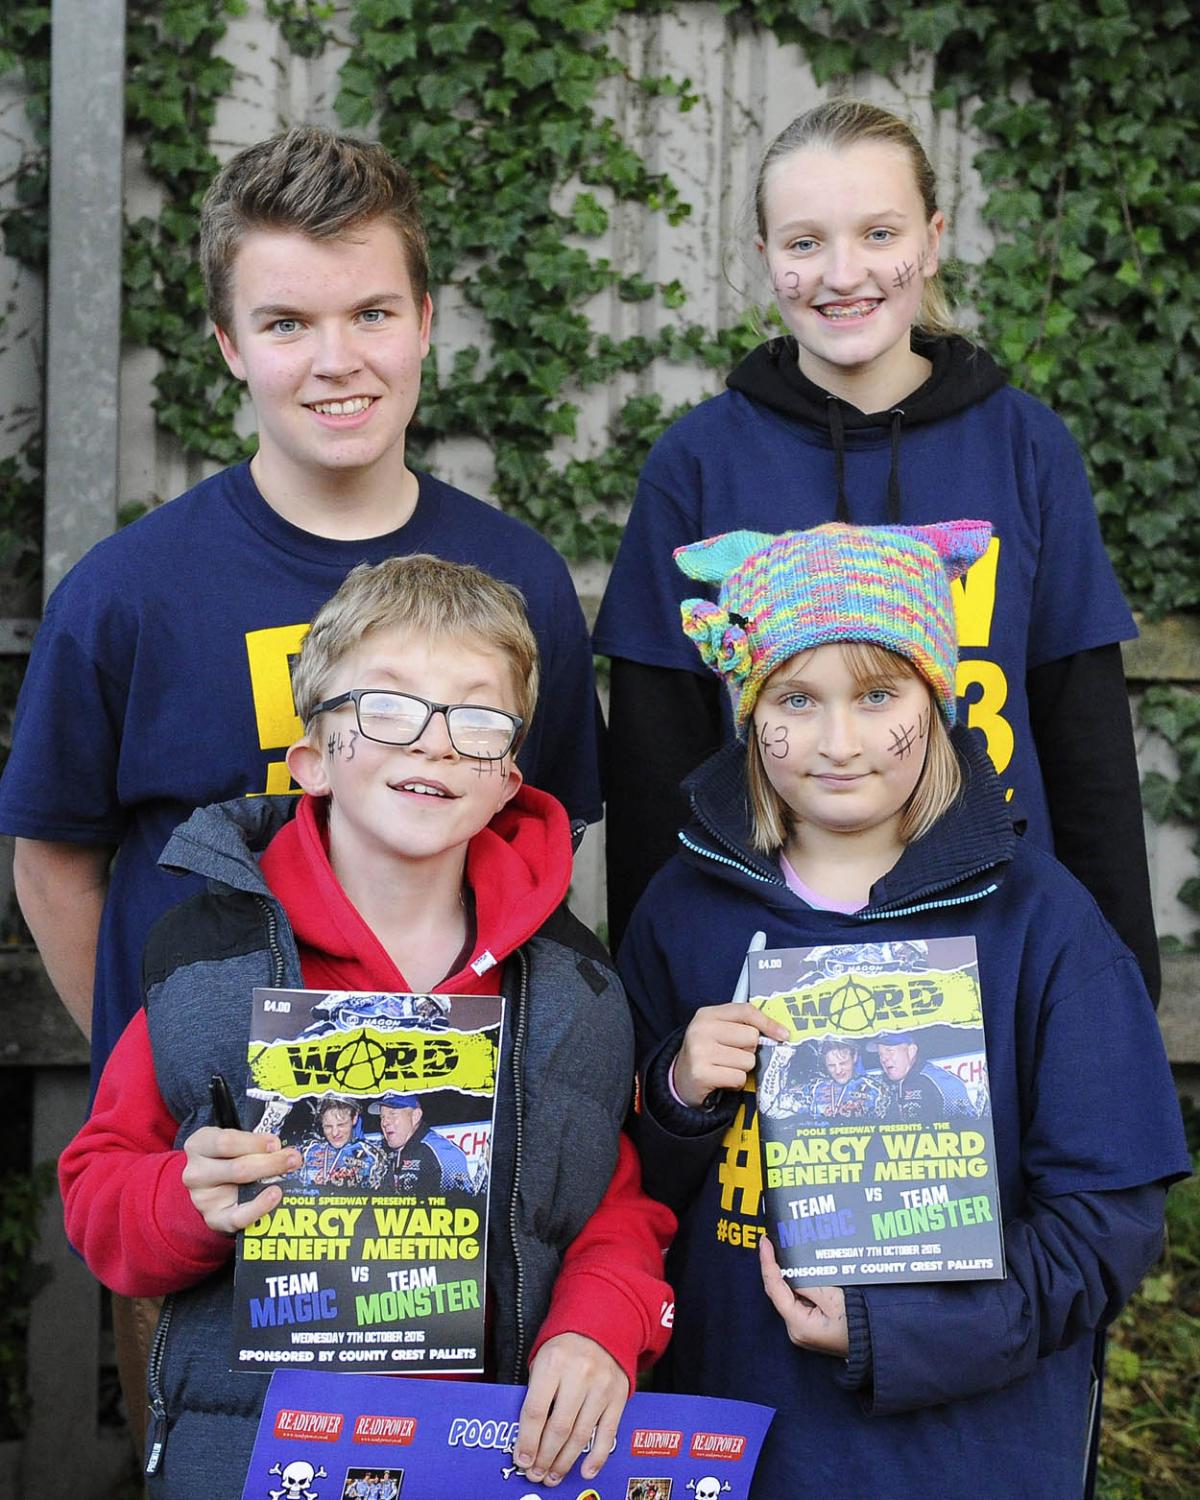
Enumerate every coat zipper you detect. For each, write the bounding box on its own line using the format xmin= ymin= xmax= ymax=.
xmin=684 ymin=799 xmax=786 ymax=884
xmin=144 ymin=1294 xmax=175 ymax=1475
xmin=256 ymin=894 xmax=288 ymax=985
xmin=145 ymin=896 xmax=287 ymax=1477
xmin=507 ymin=948 xmax=531 ymax=1380
xmin=678 ymin=832 xmax=781 ymax=884
xmin=684 ymin=836 xmax=999 ymax=919
xmin=862 ymin=861 xmax=1001 ymax=918
xmin=860 ymin=882 xmax=999 ymax=919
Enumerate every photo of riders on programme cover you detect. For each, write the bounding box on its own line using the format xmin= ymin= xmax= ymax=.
xmin=750 ymin=937 xmax=1004 ymax=1286
xmin=232 ymin=988 xmax=502 ymax=1374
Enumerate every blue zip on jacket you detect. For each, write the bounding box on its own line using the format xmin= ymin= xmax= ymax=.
xmin=621 ymin=729 xmax=1189 ymax=1500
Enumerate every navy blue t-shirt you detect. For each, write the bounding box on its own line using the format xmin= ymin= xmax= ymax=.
xmin=0 ymin=463 xmax=602 ymax=1083
xmin=594 ymin=381 xmax=1136 ymax=848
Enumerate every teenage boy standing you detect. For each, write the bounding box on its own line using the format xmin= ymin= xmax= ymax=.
xmin=0 ymin=127 xmax=603 ymax=1088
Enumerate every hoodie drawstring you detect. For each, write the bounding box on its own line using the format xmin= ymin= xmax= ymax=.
xmin=823 ymin=397 xmax=906 ymax=523
xmin=887 ymin=407 xmax=904 ymax=522
xmin=826 ymin=396 xmax=850 ymax=521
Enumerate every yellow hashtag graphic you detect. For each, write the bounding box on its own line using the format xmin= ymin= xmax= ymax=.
xmin=717 ymin=1099 xmax=762 ymax=1216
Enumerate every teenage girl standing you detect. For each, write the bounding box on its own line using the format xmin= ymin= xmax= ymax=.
xmin=595 ymin=99 xmax=1157 ymax=994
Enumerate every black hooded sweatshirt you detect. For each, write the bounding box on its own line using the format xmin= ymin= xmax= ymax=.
xmin=603 ymin=336 xmax=1158 ymax=1006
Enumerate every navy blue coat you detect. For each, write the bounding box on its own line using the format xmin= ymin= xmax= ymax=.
xmin=621 ymin=729 xmax=1188 ymax=1500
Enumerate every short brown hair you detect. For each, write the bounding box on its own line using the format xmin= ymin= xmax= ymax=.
xmin=316 ymin=1095 xmax=359 ymax=1120
xmin=746 ymin=642 xmax=961 ymax=854
xmin=200 ymin=125 xmax=429 ymax=330
xmin=291 ymin=555 xmax=539 ymax=747
xmin=755 ymin=99 xmax=958 ymax=338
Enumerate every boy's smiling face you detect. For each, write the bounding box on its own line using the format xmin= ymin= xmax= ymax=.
xmin=214 ymin=218 xmax=432 ymax=497
xmin=286 ymin=627 xmax=523 ymax=883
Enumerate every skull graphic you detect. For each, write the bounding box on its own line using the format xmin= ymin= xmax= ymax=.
xmin=267 ymin=1458 xmax=328 ymax=1500
xmin=689 ymin=1480 xmax=730 ymax=1500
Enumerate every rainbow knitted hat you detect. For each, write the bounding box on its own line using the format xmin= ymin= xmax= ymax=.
xmin=674 ymin=520 xmax=993 ymax=735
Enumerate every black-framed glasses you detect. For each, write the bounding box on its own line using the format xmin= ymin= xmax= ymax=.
xmin=309 ymin=688 xmax=522 ymax=761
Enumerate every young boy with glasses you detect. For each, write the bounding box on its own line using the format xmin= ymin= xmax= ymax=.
xmin=59 ymin=554 xmax=674 ymax=1500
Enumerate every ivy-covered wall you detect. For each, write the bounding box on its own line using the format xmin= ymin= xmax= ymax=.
xmin=0 ymin=0 xmax=1197 ymax=934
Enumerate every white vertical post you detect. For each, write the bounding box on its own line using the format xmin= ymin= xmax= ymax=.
xmin=43 ymin=0 xmax=127 ymax=600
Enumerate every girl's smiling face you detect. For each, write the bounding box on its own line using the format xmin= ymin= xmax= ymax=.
xmin=756 ymin=141 xmax=943 ymax=404
xmin=752 ymin=642 xmax=933 ymax=848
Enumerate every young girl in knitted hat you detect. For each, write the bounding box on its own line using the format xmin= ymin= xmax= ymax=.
xmin=620 ymin=519 xmax=1187 ymax=1500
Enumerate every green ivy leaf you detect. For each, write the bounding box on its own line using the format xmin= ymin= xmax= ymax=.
xmin=360 ymin=27 xmax=418 ymax=66
xmin=570 ymin=192 xmax=609 ymax=236
xmin=899 ymin=5 xmax=964 ymax=52
xmin=1105 ymin=1343 xmax=1141 ymax=1382
xmin=1140 ymin=771 xmax=1177 ymax=822
xmin=617 ymin=274 xmax=656 ymax=302
xmin=1138 ymin=1273 xmax=1175 ymax=1304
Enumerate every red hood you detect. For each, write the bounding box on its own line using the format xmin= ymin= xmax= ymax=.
xmin=259 ymin=785 xmax=573 ymax=993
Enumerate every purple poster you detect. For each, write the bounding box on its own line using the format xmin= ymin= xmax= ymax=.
xmin=242 ymin=1372 xmax=773 ymax=1500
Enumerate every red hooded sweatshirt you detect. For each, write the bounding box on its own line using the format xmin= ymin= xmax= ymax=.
xmin=60 ymin=787 xmax=675 ymax=1387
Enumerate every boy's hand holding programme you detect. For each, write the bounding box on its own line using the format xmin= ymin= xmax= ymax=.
xmin=516 ymin=1331 xmax=629 ymax=1486
xmin=182 ymin=1127 xmax=299 ymax=1236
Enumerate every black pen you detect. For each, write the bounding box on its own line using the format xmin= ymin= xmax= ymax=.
xmin=209 ymin=1072 xmax=242 ymax=1131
